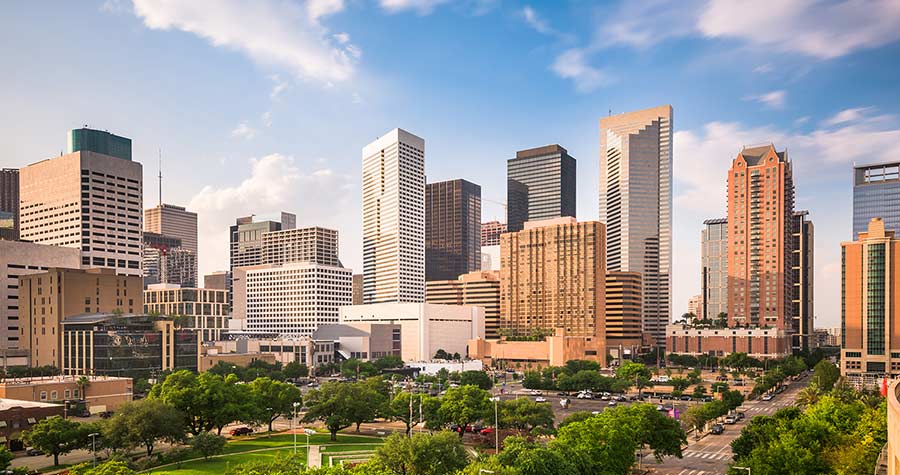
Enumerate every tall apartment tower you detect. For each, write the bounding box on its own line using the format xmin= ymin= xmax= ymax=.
xmin=500 ymin=217 xmax=606 ymax=339
xmin=853 ymin=161 xmax=900 ymax=237
xmin=792 ymin=211 xmax=815 ymax=352
xmin=362 ymin=128 xmax=425 ymax=304
xmin=701 ymin=218 xmax=728 ymax=321
xmin=19 ymin=128 xmax=143 ymax=276
xmin=506 ymin=145 xmax=576 ymax=233
xmin=144 ymin=204 xmax=198 ymax=254
xmin=600 ymin=105 xmax=673 ymax=344
xmin=841 ymin=218 xmax=900 ymax=382
xmin=426 ymin=179 xmax=482 ymax=281
xmin=726 ymin=144 xmax=794 ymax=330
xmin=0 ymin=169 xmax=19 ymax=240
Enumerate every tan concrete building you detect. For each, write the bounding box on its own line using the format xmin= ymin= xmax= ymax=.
xmin=144 ymin=203 xmax=198 ymax=255
xmin=19 ymin=268 xmax=142 ymax=368
xmin=841 ymin=218 xmax=900 ymax=384
xmin=262 ymin=226 xmax=340 ymax=267
xmin=19 ymin=147 xmax=143 ymax=277
xmin=687 ymin=294 xmax=701 ymax=317
xmin=0 ymin=375 xmax=132 ymax=413
xmin=605 ymin=272 xmax=642 ymax=345
xmin=427 ymin=270 xmax=500 ymax=339
xmin=500 ymin=217 xmax=606 ymax=341
xmin=666 ymin=324 xmax=792 ymax=359
xmin=0 ymin=241 xmax=81 ymax=349
xmin=727 ymin=144 xmax=794 ymax=329
xmin=468 ymin=328 xmax=606 ymax=369
xmin=198 ymin=351 xmax=277 ymax=372
xmin=352 ymin=274 xmax=364 ymax=305
xmin=144 ymin=284 xmax=229 ymax=341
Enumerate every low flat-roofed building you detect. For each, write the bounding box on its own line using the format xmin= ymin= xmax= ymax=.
xmin=0 ymin=375 xmax=132 ymax=414
xmin=665 ymin=324 xmax=792 ymax=359
xmin=468 ymin=328 xmax=606 ymax=370
xmin=0 ymin=398 xmax=65 ymax=450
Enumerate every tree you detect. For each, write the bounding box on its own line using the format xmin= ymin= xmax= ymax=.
xmin=796 ymin=383 xmax=822 ymax=407
xmin=303 ymin=382 xmax=357 ymax=441
xmin=721 ymin=352 xmax=753 ymax=371
xmin=67 ymin=460 xmax=135 ymax=475
xmin=103 ymin=399 xmax=185 ymax=457
xmin=341 ymin=359 xmax=379 ymax=379
xmin=565 ymin=360 xmax=600 ymax=374
xmin=692 ymin=384 xmax=708 ymax=399
xmin=670 ymin=377 xmax=690 ymax=391
xmin=498 ymin=398 xmax=554 ymax=433
xmin=374 ymin=355 xmax=404 ymax=370
xmin=247 ymin=377 xmax=302 ymax=432
xmin=521 ymin=372 xmax=542 ymax=389
xmin=459 ymin=370 xmax=493 ymax=390
xmin=812 ymin=360 xmax=840 ymax=391
xmin=497 ymin=436 xmax=576 ymax=475
xmin=433 ymin=349 xmax=451 ymax=360
xmin=346 ymin=381 xmax=384 ymax=432
xmin=558 ymin=411 xmax=594 ymax=428
xmin=0 ymin=446 xmax=12 ymax=470
xmin=438 ymin=385 xmax=490 ymax=435
xmin=616 ymin=362 xmax=652 ymax=396
xmin=191 ymin=432 xmax=226 ymax=461
xmin=371 ymin=432 xmax=469 ymax=475
xmin=77 ymin=375 xmax=91 ymax=400
xmin=22 ymin=416 xmax=88 ymax=466
xmin=150 ymin=370 xmax=224 ymax=435
xmin=283 ymin=361 xmax=309 ymax=380
xmin=389 ymin=391 xmax=436 ymax=436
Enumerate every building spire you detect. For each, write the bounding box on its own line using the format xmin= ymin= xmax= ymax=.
xmin=158 ymin=148 xmax=163 ymax=206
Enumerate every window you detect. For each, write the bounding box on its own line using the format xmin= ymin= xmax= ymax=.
xmin=50 ymin=390 xmax=58 ymax=400
xmin=39 ymin=391 xmax=47 ymax=401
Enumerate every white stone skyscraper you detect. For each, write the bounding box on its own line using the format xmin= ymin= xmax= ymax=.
xmin=362 ymin=128 xmax=425 ymax=303
xmin=600 ymin=105 xmax=672 ymax=344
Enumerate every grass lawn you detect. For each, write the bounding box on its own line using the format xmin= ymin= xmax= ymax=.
xmin=148 ymin=448 xmax=296 ymax=475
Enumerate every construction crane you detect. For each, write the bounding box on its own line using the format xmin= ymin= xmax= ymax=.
xmin=482 ymin=198 xmax=507 ymax=223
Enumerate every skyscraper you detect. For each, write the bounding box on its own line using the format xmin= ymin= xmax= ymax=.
xmin=426 ymin=179 xmax=481 ymax=281
xmin=792 ymin=211 xmax=814 ymax=352
xmin=600 ymin=105 xmax=672 ymax=344
xmin=726 ymin=144 xmax=794 ymax=330
xmin=605 ymin=272 xmax=643 ymax=345
xmin=701 ymin=218 xmax=728 ymax=321
xmin=427 ymin=270 xmax=500 ymax=339
xmin=500 ymin=217 xmax=605 ymax=339
xmin=0 ymin=169 xmax=18 ymax=241
xmin=229 ymin=212 xmax=294 ymax=272
xmin=68 ymin=127 xmax=132 ymax=161
xmin=20 ymin=129 xmax=143 ymax=276
xmin=853 ymin=161 xmax=900 ymax=237
xmin=506 ymin=145 xmax=576 ymax=232
xmin=481 ymin=221 xmax=506 ymax=247
xmin=841 ymin=217 xmax=900 ymax=383
xmin=144 ymin=204 xmax=198 ymax=255
xmin=362 ymin=128 xmax=425 ymax=304
xmin=262 ymin=226 xmax=339 ymax=267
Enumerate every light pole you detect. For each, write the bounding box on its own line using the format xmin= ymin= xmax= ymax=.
xmin=489 ymin=396 xmax=500 ymax=453
xmin=292 ymin=402 xmax=302 ymax=454
xmin=734 ymin=466 xmax=751 ymax=475
xmin=304 ymin=428 xmax=315 ymax=465
xmin=88 ymin=432 xmax=99 ymax=466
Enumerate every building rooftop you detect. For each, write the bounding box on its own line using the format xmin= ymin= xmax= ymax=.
xmin=515 ymin=144 xmax=568 ymax=159
xmin=703 ymin=217 xmax=727 ymax=225
xmin=0 ymin=398 xmax=62 ymax=410
xmin=0 ymin=375 xmax=131 ymax=387
xmin=313 ymin=324 xmax=371 ymax=340
xmin=738 ymin=144 xmax=787 ymax=166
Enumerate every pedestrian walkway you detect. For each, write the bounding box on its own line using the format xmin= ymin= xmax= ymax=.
xmin=681 ymin=450 xmax=732 ymax=461
xmin=675 ymin=470 xmax=715 ymax=475
xmin=307 ymin=445 xmax=321 ymax=468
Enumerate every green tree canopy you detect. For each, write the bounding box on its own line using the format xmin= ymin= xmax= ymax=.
xmin=437 ymin=385 xmax=491 ymax=435
xmin=812 ymin=360 xmax=840 ymax=391
xmin=247 ymin=377 xmax=302 ymax=432
xmin=459 ymin=370 xmax=493 ymax=390
xmin=23 ymin=416 xmax=90 ymax=466
xmin=103 ymin=399 xmax=185 ymax=457
xmin=370 ymin=432 xmax=469 ymax=475
xmin=190 ymin=432 xmax=227 ymax=461
xmin=302 ymin=382 xmax=358 ymax=441
xmin=498 ymin=397 xmax=555 ymax=433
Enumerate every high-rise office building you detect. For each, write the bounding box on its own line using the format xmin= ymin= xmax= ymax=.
xmin=726 ymin=144 xmax=794 ymax=330
xmin=352 ymin=274 xmax=363 ymax=305
xmin=0 ymin=169 xmax=19 ymax=241
xmin=262 ymin=226 xmax=340 ymax=267
xmin=426 ymin=179 xmax=481 ymax=281
xmin=142 ymin=232 xmax=197 ymax=288
xmin=853 ymin=161 xmax=900 ymax=237
xmin=68 ymin=127 xmax=132 ymax=161
xmin=203 ymin=271 xmax=230 ymax=290
xmin=600 ymin=105 xmax=673 ymax=344
xmin=19 ymin=129 xmax=143 ymax=276
xmin=701 ymin=218 xmax=728 ymax=321
xmin=500 ymin=217 xmax=605 ymax=339
xmin=841 ymin=218 xmax=900 ymax=383
xmin=229 ymin=213 xmax=294 ymax=271
xmin=605 ymin=272 xmax=642 ymax=345
xmin=144 ymin=203 xmax=198 ymax=261
xmin=481 ymin=221 xmax=506 ymax=247
xmin=506 ymin=145 xmax=576 ymax=233
xmin=427 ymin=270 xmax=500 ymax=339
xmin=362 ymin=128 xmax=425 ymax=304
xmin=144 ymin=284 xmax=228 ymax=342
xmin=792 ymin=211 xmax=814 ymax=352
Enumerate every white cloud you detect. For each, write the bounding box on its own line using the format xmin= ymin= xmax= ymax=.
xmin=261 ymin=111 xmax=273 ymax=127
xmin=269 ymin=74 xmax=289 ymax=99
xmin=823 ymin=106 xmax=876 ymax=126
xmin=753 ymin=63 xmax=773 ymax=74
xmin=131 ymin=0 xmax=358 ymax=83
xmin=794 ymin=116 xmax=810 ymax=125
xmin=743 ymin=90 xmax=786 ymax=109
xmin=231 ymin=122 xmax=257 ymax=140
xmin=189 ymin=154 xmax=357 ymax=275
xmin=522 ymin=6 xmax=552 ymax=35
xmin=550 ymin=49 xmax=614 ymax=93
xmin=378 ymin=0 xmax=449 ymax=15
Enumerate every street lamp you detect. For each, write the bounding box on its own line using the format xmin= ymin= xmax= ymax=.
xmin=88 ymin=432 xmax=99 ymax=466
xmin=304 ymin=428 xmax=316 ymax=465
xmin=292 ymin=402 xmax=302 ymax=453
xmin=734 ymin=466 xmax=751 ymax=475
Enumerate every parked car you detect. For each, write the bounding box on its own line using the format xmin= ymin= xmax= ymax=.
xmin=761 ymin=393 xmax=774 ymax=401
xmin=230 ymin=427 xmax=254 ymax=436
xmin=576 ymin=392 xmax=592 ymax=399
xmin=656 ymin=404 xmax=665 ymax=411
xmin=680 ymin=395 xmax=692 ymax=401
xmin=614 ymin=394 xmax=627 ymax=402
xmin=737 ymin=411 xmax=746 ymax=420
xmin=479 ymin=427 xmax=495 ymax=435
xmin=607 ymin=400 xmax=617 ymax=407
xmin=724 ymin=415 xmax=737 ymax=424
xmin=535 ymin=396 xmax=547 ymax=403
xmin=711 ymin=423 xmax=725 ymax=435
xmin=25 ymin=447 xmax=43 ymax=456
xmin=600 ymin=394 xmax=611 ymax=401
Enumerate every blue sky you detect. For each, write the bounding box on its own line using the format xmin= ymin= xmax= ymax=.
xmin=3 ymin=0 xmax=900 ymax=328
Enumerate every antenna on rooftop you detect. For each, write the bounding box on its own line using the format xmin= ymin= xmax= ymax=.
xmin=158 ymin=148 xmax=163 ymax=206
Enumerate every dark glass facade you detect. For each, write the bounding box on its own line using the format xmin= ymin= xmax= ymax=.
xmin=425 ymin=179 xmax=481 ymax=281
xmin=506 ymin=145 xmax=576 ymax=232
xmin=867 ymin=243 xmax=885 ymax=356
xmin=0 ymin=168 xmax=18 ymax=240
xmin=853 ymin=162 xmax=900 ymax=238
xmin=68 ymin=128 xmax=132 ymax=161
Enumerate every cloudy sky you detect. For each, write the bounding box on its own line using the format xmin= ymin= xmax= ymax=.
xmin=4 ymin=0 xmax=900 ymax=328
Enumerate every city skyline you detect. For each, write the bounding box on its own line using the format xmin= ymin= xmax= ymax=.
xmin=4 ymin=2 xmax=900 ymax=328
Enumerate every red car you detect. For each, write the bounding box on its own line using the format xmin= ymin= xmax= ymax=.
xmin=230 ymin=427 xmax=254 ymax=436
xmin=479 ymin=427 xmax=495 ymax=435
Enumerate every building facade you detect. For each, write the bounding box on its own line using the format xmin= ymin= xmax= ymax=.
xmin=506 ymin=145 xmax=576 ymax=233
xmin=262 ymin=226 xmax=340 ymax=267
xmin=20 ymin=148 xmax=143 ymax=276
xmin=853 ymin=161 xmax=900 ymax=237
xmin=19 ymin=268 xmax=143 ymax=368
xmin=500 ymin=217 xmax=606 ymax=340
xmin=425 ymin=179 xmax=482 ymax=281
xmin=232 ymin=262 xmax=352 ymax=336
xmin=793 ymin=211 xmax=815 ymax=351
xmin=0 ymin=241 xmax=81 ymax=349
xmin=605 ymin=272 xmax=643 ymax=345
xmin=68 ymin=127 xmax=132 ymax=161
xmin=230 ymin=213 xmax=293 ymax=271
xmin=144 ymin=284 xmax=229 ymax=341
xmin=469 ymin=328 xmax=607 ymax=369
xmin=362 ymin=128 xmax=425 ymax=304
xmin=666 ymin=324 xmax=792 ymax=359
xmin=841 ymin=218 xmax=900 ymax=383
xmin=204 ymin=271 xmax=230 ymax=291
xmin=481 ymin=221 xmax=506 ymax=247
xmin=426 ymin=270 xmax=500 ymax=339
xmin=600 ymin=105 xmax=673 ymax=344
xmin=0 ymin=375 xmax=132 ymax=413
xmin=701 ymin=218 xmax=728 ymax=321
xmin=687 ymin=294 xmax=702 ymax=317
xmin=726 ymin=144 xmax=794 ymax=330
xmin=144 ymin=204 xmax=198 ymax=256
xmin=352 ymin=274 xmax=363 ymax=305
xmin=0 ymin=168 xmax=18 ymax=241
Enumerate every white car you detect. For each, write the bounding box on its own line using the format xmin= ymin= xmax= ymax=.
xmin=608 ymin=400 xmax=618 ymax=407
xmin=530 ymin=390 xmax=543 ymax=396
xmin=761 ymin=393 xmax=774 ymax=401
xmin=600 ymin=394 xmax=611 ymax=401
xmin=576 ymin=392 xmax=592 ymax=399
xmin=535 ymin=396 xmax=547 ymax=403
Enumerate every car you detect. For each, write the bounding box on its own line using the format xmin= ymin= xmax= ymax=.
xmin=680 ymin=395 xmax=692 ymax=401
xmin=591 ymin=411 xmax=600 ymax=415
xmin=711 ymin=423 xmax=725 ymax=435
xmin=535 ymin=396 xmax=547 ymax=403
xmin=761 ymin=393 xmax=774 ymax=401
xmin=25 ymin=447 xmax=43 ymax=456
xmin=530 ymin=390 xmax=543 ymax=396
xmin=614 ymin=395 xmax=627 ymax=402
xmin=656 ymin=404 xmax=665 ymax=411
xmin=479 ymin=427 xmax=495 ymax=435
xmin=99 ymin=411 xmax=114 ymax=419
xmin=230 ymin=427 xmax=254 ymax=436
xmin=607 ymin=400 xmax=617 ymax=407
xmin=600 ymin=394 xmax=611 ymax=401
xmin=557 ymin=392 xmax=569 ymax=397
xmin=724 ymin=415 xmax=737 ymax=424
xmin=737 ymin=411 xmax=746 ymax=420
xmin=576 ymin=392 xmax=592 ymax=399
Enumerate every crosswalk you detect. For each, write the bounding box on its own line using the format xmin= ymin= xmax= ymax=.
xmin=681 ymin=450 xmax=732 ymax=461
xmin=676 ymin=470 xmax=714 ymax=475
